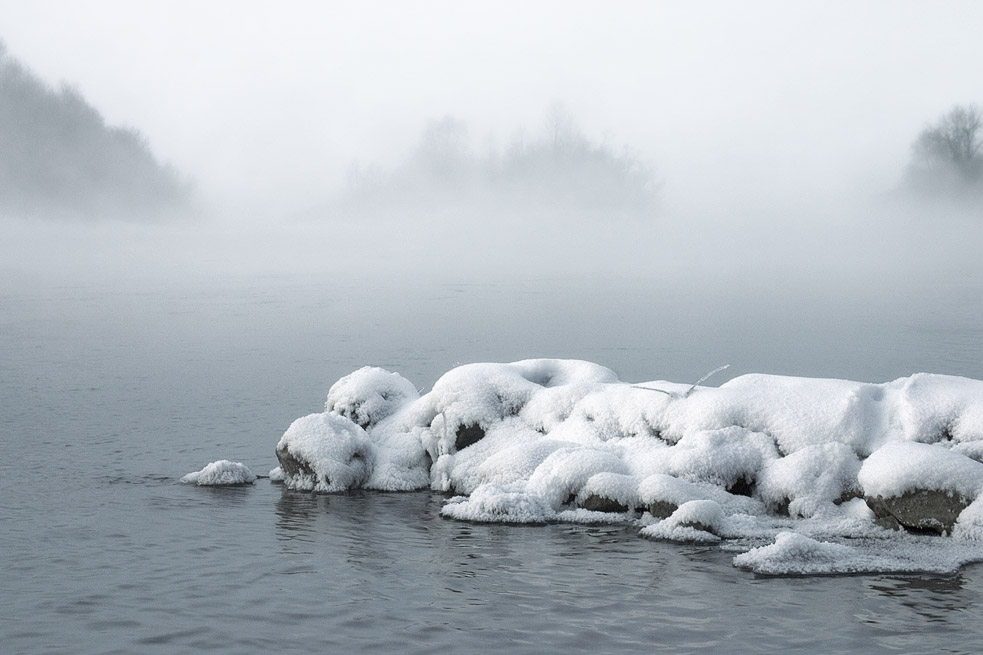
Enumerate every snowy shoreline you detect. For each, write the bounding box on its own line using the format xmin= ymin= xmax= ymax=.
xmin=267 ymin=359 xmax=983 ymax=575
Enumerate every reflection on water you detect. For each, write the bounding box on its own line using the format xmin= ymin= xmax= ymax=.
xmin=265 ymin=487 xmax=983 ymax=655
xmin=274 ymin=487 xmax=327 ymax=545
xmin=863 ymin=574 xmax=978 ymax=625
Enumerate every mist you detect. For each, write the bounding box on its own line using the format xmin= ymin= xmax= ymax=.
xmin=1 ymin=1 xmax=981 ymax=287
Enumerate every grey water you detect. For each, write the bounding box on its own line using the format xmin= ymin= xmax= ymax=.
xmin=2 ymin=270 xmax=983 ymax=654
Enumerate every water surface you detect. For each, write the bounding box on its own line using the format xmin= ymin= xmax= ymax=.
xmin=2 ymin=271 xmax=981 ymax=653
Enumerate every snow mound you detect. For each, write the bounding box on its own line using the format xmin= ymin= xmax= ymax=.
xmin=326 ymin=366 xmax=419 ymax=429
xmin=181 ymin=460 xmax=256 ymax=486
xmin=276 ymin=360 xmax=983 ymax=575
xmin=276 ymin=412 xmax=374 ymax=492
xmin=641 ymin=500 xmax=725 ymax=543
xmin=733 ymin=531 xmax=983 ymax=576
xmin=858 ymin=441 xmax=983 ymax=499
xmin=757 ymin=443 xmax=862 ymax=517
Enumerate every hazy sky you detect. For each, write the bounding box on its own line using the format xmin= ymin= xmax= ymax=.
xmin=2 ymin=1 xmax=982 ymax=217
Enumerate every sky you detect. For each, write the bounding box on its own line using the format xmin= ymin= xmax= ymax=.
xmin=1 ymin=1 xmax=982 ymax=282
xmin=3 ymin=1 xmax=982 ymax=215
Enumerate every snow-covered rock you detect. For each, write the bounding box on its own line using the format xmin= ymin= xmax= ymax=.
xmin=326 ymin=366 xmax=419 ymax=429
xmin=275 ymin=359 xmax=983 ymax=574
xmin=859 ymin=441 xmax=983 ymax=533
xmin=641 ymin=499 xmax=726 ymax=542
xmin=275 ymin=412 xmax=374 ymax=492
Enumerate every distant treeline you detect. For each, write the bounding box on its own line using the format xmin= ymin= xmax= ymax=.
xmin=337 ymin=104 xmax=660 ymax=220
xmin=904 ymin=104 xmax=982 ymax=202
xmin=0 ymin=41 xmax=189 ymax=220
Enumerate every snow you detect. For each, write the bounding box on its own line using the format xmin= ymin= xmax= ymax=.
xmin=181 ymin=460 xmax=256 ymax=486
xmin=576 ymin=472 xmax=640 ymax=510
xmin=662 ymin=426 xmax=774 ymax=489
xmin=732 ymin=531 xmax=983 ymax=576
xmin=858 ymin=441 xmax=983 ymax=500
xmin=275 ymin=412 xmax=373 ymax=492
xmin=953 ymin=497 xmax=983 ymax=541
xmin=640 ymin=500 xmax=726 ymax=543
xmin=326 ymin=366 xmax=419 ymax=429
xmin=274 ymin=359 xmax=983 ymax=575
xmin=756 ymin=443 xmax=862 ymax=517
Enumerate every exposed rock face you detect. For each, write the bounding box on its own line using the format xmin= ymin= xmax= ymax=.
xmin=866 ymin=490 xmax=972 ymax=535
xmin=726 ymin=476 xmax=755 ymax=497
xmin=579 ymin=494 xmax=630 ymax=513
xmin=647 ymin=501 xmax=678 ymax=519
xmin=275 ymin=444 xmax=317 ymax=479
xmin=275 ymin=441 xmax=371 ymax=492
xmin=677 ymin=519 xmax=717 ymax=534
xmin=454 ymin=423 xmax=485 ymax=451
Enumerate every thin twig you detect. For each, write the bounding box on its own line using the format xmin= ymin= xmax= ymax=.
xmin=684 ymin=364 xmax=730 ymax=398
xmin=631 ymin=364 xmax=731 ymax=399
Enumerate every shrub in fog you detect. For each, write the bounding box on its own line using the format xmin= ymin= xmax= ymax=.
xmin=337 ymin=104 xmax=659 ymax=220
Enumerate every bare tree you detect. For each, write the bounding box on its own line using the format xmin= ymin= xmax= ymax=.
xmin=413 ymin=115 xmax=470 ymax=180
xmin=542 ymin=101 xmax=583 ymax=156
xmin=909 ymin=105 xmax=982 ymax=189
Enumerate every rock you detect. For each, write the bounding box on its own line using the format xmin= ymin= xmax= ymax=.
xmin=579 ymin=494 xmax=630 ymax=513
xmin=455 ymin=423 xmax=485 ymax=450
xmin=647 ymin=500 xmax=678 ymax=519
xmin=678 ymin=519 xmax=717 ymax=533
xmin=275 ymin=444 xmax=316 ymax=478
xmin=874 ymin=515 xmax=902 ymax=531
xmin=275 ymin=412 xmax=374 ymax=492
xmin=665 ymin=500 xmax=725 ymax=537
xmin=866 ymin=489 xmax=972 ymax=535
xmin=833 ymin=491 xmax=862 ymax=505
xmin=726 ymin=476 xmax=755 ymax=497
xmin=326 ymin=366 xmax=419 ymax=429
xmin=770 ymin=497 xmax=791 ymax=516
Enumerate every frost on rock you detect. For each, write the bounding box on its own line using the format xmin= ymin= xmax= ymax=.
xmin=663 ymin=427 xmax=775 ymax=492
xmin=734 ymin=532 xmax=877 ymax=575
xmin=953 ymin=497 xmax=983 ymax=541
xmin=326 ymin=366 xmax=420 ymax=429
xmin=641 ymin=500 xmax=726 ymax=542
xmin=576 ymin=472 xmax=640 ymax=513
xmin=275 ymin=412 xmax=374 ymax=492
xmin=859 ymin=441 xmax=983 ymax=533
xmin=731 ymin=530 xmax=983 ymax=576
xmin=757 ymin=443 xmax=862 ymax=517
xmin=181 ymin=460 xmax=257 ymax=486
xmin=276 ymin=359 xmax=983 ymax=574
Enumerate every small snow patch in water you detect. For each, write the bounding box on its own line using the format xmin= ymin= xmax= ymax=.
xmin=181 ymin=460 xmax=257 ymax=486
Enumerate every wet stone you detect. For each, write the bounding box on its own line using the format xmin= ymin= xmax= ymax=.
xmin=579 ymin=494 xmax=630 ymax=513
xmin=866 ymin=489 xmax=971 ymax=535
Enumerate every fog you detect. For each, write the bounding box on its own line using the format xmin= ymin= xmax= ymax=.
xmin=1 ymin=1 xmax=981 ymax=285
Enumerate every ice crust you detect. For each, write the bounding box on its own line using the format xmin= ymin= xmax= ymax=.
xmin=181 ymin=460 xmax=257 ymax=486
xmin=276 ymin=360 xmax=983 ymax=575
